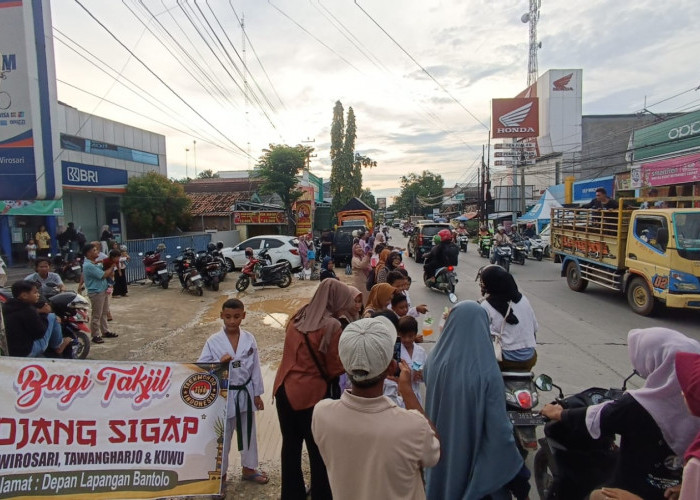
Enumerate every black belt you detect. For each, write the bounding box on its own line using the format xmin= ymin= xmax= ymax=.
xmin=230 ymin=374 xmax=253 ymax=450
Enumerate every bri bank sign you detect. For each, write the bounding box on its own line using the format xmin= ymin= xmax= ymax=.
xmin=61 ymin=161 xmax=128 ymax=193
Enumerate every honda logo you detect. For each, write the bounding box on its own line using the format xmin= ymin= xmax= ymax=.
xmin=552 ymin=73 xmax=573 ymax=91
xmin=66 ymin=166 xmax=98 ymax=183
xmin=492 ymin=98 xmax=539 ymax=138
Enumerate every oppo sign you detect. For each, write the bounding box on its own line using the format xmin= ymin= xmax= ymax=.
xmin=668 ymin=120 xmax=700 ymax=140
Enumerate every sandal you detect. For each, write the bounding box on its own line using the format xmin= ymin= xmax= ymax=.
xmin=242 ymin=471 xmax=269 ymax=484
xmin=92 ymin=336 xmax=104 ymax=344
xmin=104 ymin=332 xmax=119 ymax=338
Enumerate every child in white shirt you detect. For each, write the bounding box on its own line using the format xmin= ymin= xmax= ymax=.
xmin=397 ymin=316 xmax=426 ymax=406
xmin=198 ymin=298 xmax=269 ymax=487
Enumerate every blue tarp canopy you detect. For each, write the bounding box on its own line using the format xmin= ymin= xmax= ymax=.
xmin=518 ymin=190 xmax=562 ymax=231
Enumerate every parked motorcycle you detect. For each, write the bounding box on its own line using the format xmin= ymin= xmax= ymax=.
xmin=173 ymin=247 xmax=204 ymax=296
xmin=210 ymin=242 xmax=228 ymax=282
xmin=195 ymin=249 xmax=223 ymax=291
xmin=534 ymin=372 xmax=637 ymax=500
xmin=490 ymin=245 xmax=512 ymax=272
xmin=50 ymin=246 xmax=83 ymax=283
xmin=0 ymin=285 xmax=90 ymax=359
xmin=457 ymin=234 xmax=469 ymax=252
xmin=140 ymin=246 xmax=172 ymax=289
xmin=235 ymin=248 xmax=292 ymax=292
xmin=423 ymin=265 xmax=458 ymax=303
xmin=504 ymin=371 xmax=545 ymax=457
xmin=478 ymin=235 xmax=493 ymax=258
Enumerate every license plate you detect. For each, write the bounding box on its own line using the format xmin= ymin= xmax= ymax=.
xmin=508 ymin=411 xmax=546 ymax=426
xmin=71 ymin=266 xmax=81 ymax=271
xmin=191 ymin=275 xmax=201 ymax=281
xmin=157 ymin=269 xmax=168 ymax=274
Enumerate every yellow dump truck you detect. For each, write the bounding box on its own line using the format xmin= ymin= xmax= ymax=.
xmin=551 ymin=198 xmax=700 ymax=315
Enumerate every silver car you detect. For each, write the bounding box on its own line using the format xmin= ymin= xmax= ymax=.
xmin=221 ymin=235 xmax=302 ymax=271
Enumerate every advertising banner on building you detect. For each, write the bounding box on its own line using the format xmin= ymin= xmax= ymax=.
xmin=0 ymin=0 xmax=61 ymax=200
xmin=233 ymin=211 xmax=286 ymax=225
xmin=631 ymin=109 xmax=700 ymax=162
xmin=0 ymin=199 xmax=63 ymax=216
xmin=0 ymin=358 xmax=229 ymax=498
xmin=491 ymin=98 xmax=539 ymax=139
xmin=572 ymin=176 xmax=615 ymax=203
xmin=376 ymin=198 xmax=386 ymax=210
xmin=296 ymin=200 xmax=312 ymax=236
xmin=61 ymin=161 xmax=129 ymax=193
xmin=640 ymin=152 xmax=700 ymax=187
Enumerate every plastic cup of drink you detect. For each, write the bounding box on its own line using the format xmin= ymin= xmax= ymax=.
xmin=422 ymin=318 xmax=434 ymax=337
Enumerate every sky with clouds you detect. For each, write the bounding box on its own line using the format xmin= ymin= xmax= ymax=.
xmin=50 ymin=0 xmax=700 ymax=199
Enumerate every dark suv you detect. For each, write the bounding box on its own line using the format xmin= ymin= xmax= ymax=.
xmin=407 ymin=222 xmax=451 ymax=263
xmin=333 ymin=225 xmax=368 ymax=266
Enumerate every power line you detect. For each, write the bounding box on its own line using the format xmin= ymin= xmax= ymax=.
xmin=72 ymin=0 xmax=252 ymax=158
xmin=353 ymin=0 xmax=488 ymax=130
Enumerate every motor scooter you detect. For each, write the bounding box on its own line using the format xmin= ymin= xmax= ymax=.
xmin=478 ymin=234 xmax=493 ymax=258
xmin=50 ymin=246 xmax=83 ymax=283
xmin=527 ymin=237 xmax=545 ymax=261
xmin=503 ymin=371 xmax=545 ymax=457
xmin=534 ymin=372 xmax=638 ymax=500
xmin=490 ymin=244 xmax=512 ymax=272
xmin=511 ymin=235 xmax=528 ymax=266
xmin=235 ymin=248 xmax=292 ymax=292
xmin=457 ymin=234 xmax=469 ymax=252
xmin=140 ymin=248 xmax=172 ymax=289
xmin=423 ymin=265 xmax=458 ymax=303
xmin=210 ymin=242 xmax=228 ymax=282
xmin=173 ymin=248 xmax=204 ymax=296
xmin=195 ymin=249 xmax=223 ymax=291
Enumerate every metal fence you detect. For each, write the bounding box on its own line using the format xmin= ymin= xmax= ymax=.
xmin=124 ymin=234 xmax=212 ymax=283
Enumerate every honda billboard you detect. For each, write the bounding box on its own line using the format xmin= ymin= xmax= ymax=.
xmin=492 ymin=98 xmax=539 ymax=139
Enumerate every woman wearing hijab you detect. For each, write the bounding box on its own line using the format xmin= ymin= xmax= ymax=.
xmin=478 ymin=265 xmax=538 ymax=370
xmin=297 ymin=235 xmax=310 ymax=279
xmin=676 ymin=352 xmax=700 ymax=500
xmin=362 ymin=283 xmax=397 ymax=318
xmin=424 ymin=301 xmax=527 ymax=499
xmin=273 ymin=280 xmax=362 ymax=500
xmin=373 ymin=248 xmax=391 ymax=282
xmin=542 ymin=328 xmax=700 ymax=500
xmin=351 ymin=244 xmax=370 ymax=302
xmin=319 ymin=257 xmax=338 ymax=282
xmin=376 ymin=251 xmax=402 ymax=284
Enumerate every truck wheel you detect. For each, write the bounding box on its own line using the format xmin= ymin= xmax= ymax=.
xmin=627 ymin=277 xmax=656 ymax=316
xmin=566 ymin=261 xmax=588 ymax=292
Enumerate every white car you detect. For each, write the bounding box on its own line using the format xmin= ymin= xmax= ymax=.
xmin=538 ymin=224 xmax=551 ymax=257
xmin=221 ymin=235 xmax=302 ymax=271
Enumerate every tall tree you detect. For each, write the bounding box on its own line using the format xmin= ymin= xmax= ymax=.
xmin=123 ymin=172 xmax=192 ymax=237
xmin=352 ymin=152 xmax=377 ymax=198
xmin=343 ymin=107 xmax=358 ymax=197
xmin=255 ymin=144 xmax=312 ymax=234
xmin=393 ymin=171 xmax=444 ymax=218
xmin=359 ymin=188 xmax=378 ymax=210
xmin=329 ymin=101 xmax=347 ymax=216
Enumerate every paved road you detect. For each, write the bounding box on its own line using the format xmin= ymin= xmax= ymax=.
xmin=395 ymin=234 xmax=700 ymax=393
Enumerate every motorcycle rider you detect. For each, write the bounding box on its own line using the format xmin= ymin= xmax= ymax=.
xmin=243 ymin=247 xmax=258 ymax=283
xmin=423 ymin=229 xmax=453 ymax=285
xmin=25 ymin=258 xmax=66 ymax=293
xmin=494 ymin=225 xmax=512 ymax=247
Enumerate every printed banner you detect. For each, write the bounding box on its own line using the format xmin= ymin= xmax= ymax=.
xmin=0 ymin=358 xmax=229 ymax=499
xmin=0 ymin=199 xmax=63 ymax=216
xmin=572 ymin=176 xmax=615 ymax=203
xmin=233 ymin=211 xmax=286 ymax=225
xmin=296 ymin=200 xmax=312 ymax=236
xmin=641 ymin=152 xmax=700 ymax=187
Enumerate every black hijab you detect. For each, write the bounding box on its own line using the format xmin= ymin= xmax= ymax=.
xmin=480 ymin=265 xmax=522 ymax=324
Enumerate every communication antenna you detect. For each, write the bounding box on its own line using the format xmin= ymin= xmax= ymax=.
xmin=521 ymin=0 xmax=542 ymax=87
xmin=242 ymin=12 xmax=251 ymax=169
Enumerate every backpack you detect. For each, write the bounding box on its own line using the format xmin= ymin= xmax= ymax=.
xmin=366 ymin=266 xmax=377 ymax=291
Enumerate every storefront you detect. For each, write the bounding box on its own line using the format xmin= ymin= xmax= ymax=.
xmin=232 ymin=205 xmax=287 ymax=240
xmin=0 ymin=200 xmax=63 ymax=265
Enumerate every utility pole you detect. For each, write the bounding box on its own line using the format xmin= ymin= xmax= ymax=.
xmin=193 ymin=140 xmax=197 ymax=178
xmin=242 ymin=13 xmax=251 ymax=169
xmin=185 ymin=148 xmax=189 ymax=179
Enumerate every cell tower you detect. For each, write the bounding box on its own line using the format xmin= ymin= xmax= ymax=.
xmin=521 ymin=0 xmax=542 ymax=87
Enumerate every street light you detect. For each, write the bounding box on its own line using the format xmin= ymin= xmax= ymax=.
xmin=185 ymin=148 xmax=190 ymax=179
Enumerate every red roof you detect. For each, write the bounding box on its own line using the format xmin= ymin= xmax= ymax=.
xmin=188 ymin=192 xmax=252 ymax=216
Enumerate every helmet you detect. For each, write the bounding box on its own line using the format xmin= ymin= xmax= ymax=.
xmin=216 ymin=241 xmax=224 ymax=250
xmin=438 ymin=229 xmax=452 ymax=242
xmin=432 ymin=234 xmax=441 ymax=245
xmin=119 ymin=245 xmax=127 ymax=251
xmin=497 ymin=225 xmax=505 ymax=232
xmin=156 ymin=243 xmax=166 ymax=252
xmin=244 ymin=247 xmax=254 ymax=257
xmin=207 ymin=242 xmax=216 ymax=252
